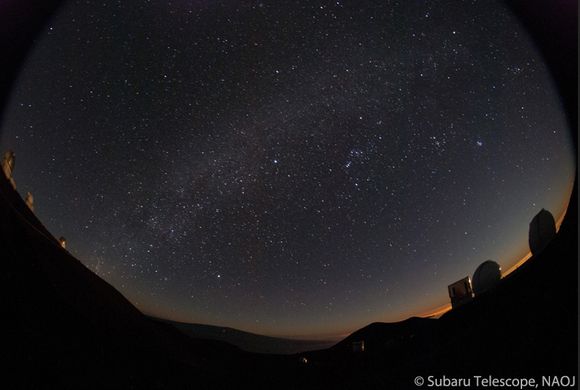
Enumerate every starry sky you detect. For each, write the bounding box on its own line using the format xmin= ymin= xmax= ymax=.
xmin=0 ymin=0 xmax=575 ymax=338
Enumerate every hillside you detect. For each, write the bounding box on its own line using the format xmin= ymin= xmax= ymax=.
xmin=0 ymin=169 xmax=272 ymax=388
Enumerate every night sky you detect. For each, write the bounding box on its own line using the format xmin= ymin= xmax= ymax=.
xmin=0 ymin=0 xmax=575 ymax=338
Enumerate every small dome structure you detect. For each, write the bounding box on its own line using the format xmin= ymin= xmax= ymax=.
xmin=2 ymin=150 xmax=15 ymax=178
xmin=529 ymin=209 xmax=556 ymax=256
xmin=2 ymin=150 xmax=16 ymax=188
xmin=25 ymin=191 xmax=34 ymax=212
xmin=472 ymin=260 xmax=501 ymax=296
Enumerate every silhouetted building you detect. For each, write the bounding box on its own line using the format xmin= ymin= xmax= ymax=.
xmin=472 ymin=260 xmax=502 ymax=296
xmin=529 ymin=209 xmax=556 ymax=256
xmin=352 ymin=340 xmax=365 ymax=353
xmin=2 ymin=150 xmax=16 ymax=189
xmin=59 ymin=236 xmax=67 ymax=249
xmin=25 ymin=192 xmax=34 ymax=212
xmin=448 ymin=277 xmax=473 ymax=309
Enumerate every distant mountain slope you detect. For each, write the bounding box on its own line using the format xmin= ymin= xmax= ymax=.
xmin=331 ymin=316 xmax=436 ymax=353
xmin=155 ymin=318 xmax=337 ymax=354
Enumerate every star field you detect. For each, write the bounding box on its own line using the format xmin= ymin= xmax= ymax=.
xmin=0 ymin=0 xmax=575 ymax=337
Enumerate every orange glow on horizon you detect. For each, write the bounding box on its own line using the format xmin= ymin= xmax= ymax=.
xmin=417 ymin=303 xmax=452 ymax=318
xmin=136 ymin=187 xmax=574 ymax=341
xmin=413 ymin=194 xmax=572 ymax=322
xmin=502 ymin=251 xmax=532 ymax=278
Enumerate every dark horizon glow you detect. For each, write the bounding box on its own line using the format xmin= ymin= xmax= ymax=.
xmin=0 ymin=0 xmax=575 ymax=338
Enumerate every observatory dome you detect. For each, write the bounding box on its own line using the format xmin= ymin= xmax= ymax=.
xmin=529 ymin=209 xmax=556 ymax=256
xmin=472 ymin=260 xmax=502 ymax=296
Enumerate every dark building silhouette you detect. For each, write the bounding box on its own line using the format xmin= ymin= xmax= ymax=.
xmin=472 ymin=260 xmax=502 ymax=296
xmin=448 ymin=276 xmax=474 ymax=309
xmin=528 ymin=209 xmax=556 ymax=256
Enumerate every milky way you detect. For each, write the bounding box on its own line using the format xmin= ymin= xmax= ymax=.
xmin=0 ymin=0 xmax=575 ymax=336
